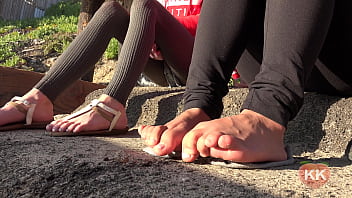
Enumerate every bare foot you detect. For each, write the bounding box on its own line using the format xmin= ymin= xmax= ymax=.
xmin=46 ymin=94 xmax=128 ymax=133
xmin=0 ymin=88 xmax=54 ymax=127
xmin=138 ymin=108 xmax=210 ymax=156
xmin=181 ymin=109 xmax=287 ymax=163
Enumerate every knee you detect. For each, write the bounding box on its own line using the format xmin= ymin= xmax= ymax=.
xmin=96 ymin=1 xmax=127 ymax=19
xmin=130 ymin=0 xmax=157 ymax=14
xmin=100 ymin=1 xmax=120 ymax=9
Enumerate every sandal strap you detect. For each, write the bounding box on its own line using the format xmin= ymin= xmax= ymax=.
xmin=92 ymin=107 xmax=113 ymax=122
xmin=8 ymin=96 xmax=36 ymax=125
xmin=62 ymin=99 xmax=121 ymax=131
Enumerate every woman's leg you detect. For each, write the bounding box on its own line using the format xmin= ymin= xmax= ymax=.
xmin=104 ymin=0 xmax=193 ymax=104
xmin=49 ymin=0 xmax=194 ymax=133
xmin=35 ymin=1 xmax=130 ymax=101
xmin=183 ymin=0 xmax=260 ymax=119
xmin=306 ymin=1 xmax=352 ymax=96
xmin=0 ymin=1 xmax=129 ymax=128
xmin=140 ymin=0 xmax=263 ymax=156
xmin=141 ymin=0 xmax=335 ymax=162
xmin=180 ymin=0 xmax=335 ymax=162
xmin=234 ymin=0 xmax=352 ymax=97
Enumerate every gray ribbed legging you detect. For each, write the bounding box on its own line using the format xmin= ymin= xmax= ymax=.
xmin=35 ymin=0 xmax=194 ymax=105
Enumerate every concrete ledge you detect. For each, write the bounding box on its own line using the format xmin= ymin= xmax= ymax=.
xmin=87 ymin=87 xmax=352 ymax=157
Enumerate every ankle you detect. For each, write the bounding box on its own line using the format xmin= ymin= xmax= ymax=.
xmin=240 ymin=109 xmax=286 ymax=133
xmin=99 ymin=94 xmax=124 ymax=108
xmin=98 ymin=94 xmax=128 ymax=127
xmin=23 ymin=88 xmax=53 ymax=107
xmin=183 ymin=108 xmax=210 ymax=122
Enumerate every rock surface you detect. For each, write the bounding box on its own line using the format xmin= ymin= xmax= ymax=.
xmin=1 ymin=87 xmax=351 ymax=197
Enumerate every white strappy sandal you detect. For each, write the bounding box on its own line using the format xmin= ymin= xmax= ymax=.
xmin=47 ymin=99 xmax=128 ymax=137
xmin=0 ymin=96 xmax=53 ymax=131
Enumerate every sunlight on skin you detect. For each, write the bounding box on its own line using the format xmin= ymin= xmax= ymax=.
xmin=46 ymin=94 xmax=128 ymax=133
xmin=140 ymin=108 xmax=287 ymax=163
xmin=0 ymin=88 xmax=54 ymax=127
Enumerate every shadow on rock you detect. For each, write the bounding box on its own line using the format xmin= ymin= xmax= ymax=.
xmin=126 ymin=88 xmax=184 ymax=127
xmin=285 ymin=93 xmax=343 ymax=155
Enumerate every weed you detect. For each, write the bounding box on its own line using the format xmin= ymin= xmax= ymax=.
xmin=0 ymin=0 xmax=119 ymax=69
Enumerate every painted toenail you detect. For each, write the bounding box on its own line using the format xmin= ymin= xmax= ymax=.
xmin=156 ymin=143 xmax=165 ymax=150
xmin=182 ymin=152 xmax=192 ymax=159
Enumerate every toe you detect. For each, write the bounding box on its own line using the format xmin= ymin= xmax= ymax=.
xmin=218 ymin=134 xmax=239 ymax=149
xmin=72 ymin=122 xmax=86 ymax=133
xmin=182 ymin=129 xmax=203 ymax=162
xmin=197 ymin=135 xmax=210 ymax=157
xmin=209 ymin=147 xmax=246 ymax=162
xmin=152 ymin=126 xmax=185 ymax=156
xmin=204 ymin=131 xmax=224 ymax=148
xmin=48 ymin=119 xmax=69 ymax=131
xmin=145 ymin=125 xmax=168 ymax=146
xmin=137 ymin=125 xmax=146 ymax=138
xmin=65 ymin=121 xmax=79 ymax=132
xmin=209 ymin=135 xmax=249 ymax=161
xmin=58 ymin=122 xmax=72 ymax=132
xmin=46 ymin=120 xmax=59 ymax=131
xmin=51 ymin=120 xmax=67 ymax=132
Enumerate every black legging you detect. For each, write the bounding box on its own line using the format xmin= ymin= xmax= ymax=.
xmin=184 ymin=0 xmax=351 ymax=127
xmin=35 ymin=0 xmax=194 ymax=105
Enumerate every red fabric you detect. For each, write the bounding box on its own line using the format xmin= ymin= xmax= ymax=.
xmin=174 ymin=15 xmax=199 ymax=36
xmin=157 ymin=0 xmax=202 ymax=36
xmin=232 ymin=69 xmax=241 ymax=80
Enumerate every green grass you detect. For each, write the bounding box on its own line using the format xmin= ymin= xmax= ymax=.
xmin=0 ymin=0 xmax=119 ymax=68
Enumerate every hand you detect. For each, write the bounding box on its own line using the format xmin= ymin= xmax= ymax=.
xmin=149 ymin=44 xmax=164 ymax=60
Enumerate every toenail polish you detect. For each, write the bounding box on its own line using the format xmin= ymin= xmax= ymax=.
xmin=156 ymin=143 xmax=165 ymax=150
xmin=182 ymin=152 xmax=192 ymax=159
